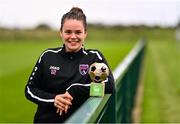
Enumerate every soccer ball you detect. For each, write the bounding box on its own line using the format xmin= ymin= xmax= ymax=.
xmin=88 ymin=62 xmax=109 ymax=83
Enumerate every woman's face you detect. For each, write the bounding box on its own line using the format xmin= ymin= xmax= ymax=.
xmin=60 ymin=19 xmax=87 ymax=52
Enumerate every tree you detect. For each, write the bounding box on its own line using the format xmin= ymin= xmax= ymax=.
xmin=35 ymin=23 xmax=52 ymax=30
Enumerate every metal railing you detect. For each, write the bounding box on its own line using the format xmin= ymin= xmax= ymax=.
xmin=65 ymin=39 xmax=146 ymax=123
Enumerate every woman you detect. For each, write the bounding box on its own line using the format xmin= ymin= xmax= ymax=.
xmin=25 ymin=7 xmax=114 ymax=123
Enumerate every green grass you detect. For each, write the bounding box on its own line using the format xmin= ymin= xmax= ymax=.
xmin=141 ymin=40 xmax=180 ymax=122
xmin=0 ymin=40 xmax=134 ymax=123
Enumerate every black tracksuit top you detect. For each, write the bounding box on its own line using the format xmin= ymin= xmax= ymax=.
xmin=25 ymin=45 xmax=115 ymax=123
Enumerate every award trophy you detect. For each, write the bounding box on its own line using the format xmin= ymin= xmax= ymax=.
xmin=88 ymin=62 xmax=109 ymax=97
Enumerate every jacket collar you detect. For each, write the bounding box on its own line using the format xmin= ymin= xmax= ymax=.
xmin=60 ymin=44 xmax=85 ymax=60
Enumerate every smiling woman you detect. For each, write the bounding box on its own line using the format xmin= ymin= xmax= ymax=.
xmin=24 ymin=7 xmax=115 ymax=123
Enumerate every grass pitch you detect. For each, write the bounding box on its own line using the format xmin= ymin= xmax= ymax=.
xmin=141 ymin=40 xmax=180 ymax=122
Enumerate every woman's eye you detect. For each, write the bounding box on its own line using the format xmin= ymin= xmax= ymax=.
xmin=65 ymin=30 xmax=72 ymax=34
xmin=75 ymin=31 xmax=82 ymax=34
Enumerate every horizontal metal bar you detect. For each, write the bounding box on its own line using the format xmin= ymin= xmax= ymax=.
xmin=65 ymin=94 xmax=111 ymax=123
xmin=113 ymin=40 xmax=146 ymax=85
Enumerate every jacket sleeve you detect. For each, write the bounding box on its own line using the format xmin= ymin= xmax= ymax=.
xmin=25 ymin=54 xmax=56 ymax=107
xmin=66 ymin=80 xmax=90 ymax=100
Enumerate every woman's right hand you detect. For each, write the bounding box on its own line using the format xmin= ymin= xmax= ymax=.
xmin=54 ymin=92 xmax=73 ymax=115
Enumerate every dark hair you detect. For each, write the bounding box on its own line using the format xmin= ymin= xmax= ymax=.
xmin=60 ymin=7 xmax=87 ymax=31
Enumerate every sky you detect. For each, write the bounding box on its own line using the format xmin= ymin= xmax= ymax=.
xmin=0 ymin=0 xmax=180 ymax=29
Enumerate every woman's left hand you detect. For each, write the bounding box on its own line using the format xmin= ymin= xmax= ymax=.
xmin=54 ymin=91 xmax=73 ymax=115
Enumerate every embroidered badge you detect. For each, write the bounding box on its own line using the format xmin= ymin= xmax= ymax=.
xmin=49 ymin=66 xmax=60 ymax=75
xmin=79 ymin=64 xmax=89 ymax=75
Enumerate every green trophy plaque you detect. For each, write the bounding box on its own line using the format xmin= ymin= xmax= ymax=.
xmin=88 ymin=62 xmax=109 ymax=97
xmin=90 ymin=82 xmax=104 ymax=97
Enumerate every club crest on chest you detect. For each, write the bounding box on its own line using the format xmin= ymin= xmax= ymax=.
xmin=79 ymin=64 xmax=89 ymax=75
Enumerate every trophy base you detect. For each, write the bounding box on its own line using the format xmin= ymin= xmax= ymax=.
xmin=90 ymin=82 xmax=105 ymax=97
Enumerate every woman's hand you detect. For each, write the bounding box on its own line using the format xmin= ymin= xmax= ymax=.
xmin=54 ymin=91 xmax=73 ymax=115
